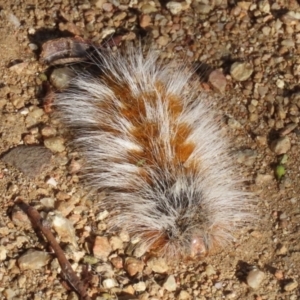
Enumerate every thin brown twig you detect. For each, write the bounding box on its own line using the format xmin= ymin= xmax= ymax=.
xmin=17 ymin=199 xmax=91 ymax=300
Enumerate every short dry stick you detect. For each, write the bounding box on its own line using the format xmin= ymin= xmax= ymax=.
xmin=17 ymin=200 xmax=91 ymax=300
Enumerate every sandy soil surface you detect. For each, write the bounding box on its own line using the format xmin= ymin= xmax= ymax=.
xmin=0 ymin=0 xmax=299 ymax=299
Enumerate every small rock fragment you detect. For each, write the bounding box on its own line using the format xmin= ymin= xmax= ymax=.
xmin=270 ymin=136 xmax=291 ymax=155
xmin=102 ymin=278 xmax=118 ymax=289
xmin=72 ymin=251 xmax=85 ymax=263
xmin=23 ymin=133 xmax=36 ymax=144
xmin=0 ymin=99 xmax=7 ymax=110
xmin=249 ymin=113 xmax=258 ymax=122
xmin=11 ymin=205 xmax=31 ymax=228
xmin=28 ymin=43 xmax=38 ymax=51
xmin=157 ymin=35 xmax=169 ymax=46
xmin=9 ymin=62 xmax=29 ymax=75
xmin=93 ymin=236 xmax=112 ymax=261
xmin=44 ymin=137 xmax=66 ymax=153
xmin=0 ymin=245 xmax=7 ymax=261
xmin=147 ymin=257 xmax=169 ymax=273
xmin=208 ymin=69 xmax=227 ymax=93
xmin=226 ymin=291 xmax=237 ymax=299
xmin=246 ymin=269 xmax=265 ymax=289
xmin=279 ymin=123 xmax=297 ymax=136
xmin=3 ymin=288 xmax=17 ymax=300
xmin=109 ymin=236 xmax=123 ymax=251
xmin=276 ymin=244 xmax=288 ymax=255
xmin=276 ymin=79 xmax=285 ymax=89
xmin=94 ymin=262 xmax=114 ymax=278
xmin=124 ymin=257 xmax=144 ymax=276
xmin=46 ymin=177 xmax=58 ymax=187
xmin=101 ymin=28 xmax=115 ymax=39
xmin=141 ymin=3 xmax=158 ymax=13
xmin=95 ymin=0 xmax=106 ymax=8
xmin=276 ymin=106 xmax=286 ymax=121
xmin=83 ymin=255 xmax=99 ymax=265
xmin=214 ymin=281 xmax=223 ymax=289
xmin=166 ymin=2 xmax=183 ymax=15
xmin=119 ymin=231 xmax=130 ymax=242
xmin=228 ymin=118 xmax=242 ymax=129
xmin=50 ymin=212 xmax=78 ymax=247
xmin=281 ymin=39 xmax=294 ymax=48
xmin=18 ymin=250 xmax=52 ymax=270
xmin=193 ymin=3 xmax=213 ymax=14
xmin=205 ymin=264 xmax=216 ymax=276
xmin=139 ymin=14 xmax=151 ymax=28
xmin=281 ymin=11 xmax=300 ymax=25
xmin=133 ymin=242 xmax=148 ymax=258
xmin=69 ymin=159 xmax=82 ymax=174
xmin=110 ymin=256 xmax=123 ymax=269
xmin=255 ymin=173 xmax=273 ymax=185
xmin=8 ymin=13 xmax=21 ymax=28
xmin=237 ymin=1 xmax=252 ymax=10
xmin=178 ymin=290 xmax=191 ymax=300
xmin=256 ymin=135 xmax=267 ymax=146
xmin=102 ymin=2 xmax=113 ymax=12
xmin=163 ymin=275 xmax=177 ymax=292
xmin=230 ymin=62 xmax=253 ymax=81
xmin=274 ymin=269 xmax=284 ymax=280
xmin=133 ymin=281 xmax=146 ymax=292
xmin=25 ymin=107 xmax=45 ymax=127
xmin=50 ymin=67 xmax=74 ymax=90
xmin=284 ymin=280 xmax=298 ymax=291
xmin=1 ymin=145 xmax=52 ymax=177
xmin=96 ymin=210 xmax=109 ymax=221
xmin=258 ymin=0 xmax=270 ymax=13
xmin=236 ymin=149 xmax=257 ymax=166
xmin=122 ymin=285 xmax=135 ymax=295
xmin=41 ymin=126 xmax=57 ymax=137
xmin=250 ymin=230 xmax=262 ymax=238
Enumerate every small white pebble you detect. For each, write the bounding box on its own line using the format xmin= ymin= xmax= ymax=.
xmin=19 ymin=108 xmax=29 ymax=115
xmin=284 ymin=280 xmax=298 ymax=291
xmin=119 ymin=231 xmax=130 ymax=242
xmin=102 ymin=278 xmax=118 ymax=289
xmin=28 ymin=27 xmax=36 ymax=34
xmin=28 ymin=43 xmax=38 ymax=51
xmin=276 ymin=79 xmax=285 ymax=89
xmin=246 ymin=269 xmax=265 ymax=289
xmin=40 ymin=197 xmax=55 ymax=208
xmin=163 ymin=275 xmax=177 ymax=292
xmin=96 ymin=210 xmax=109 ymax=221
xmin=46 ymin=177 xmax=58 ymax=187
xmin=133 ymin=281 xmax=146 ymax=292
xmin=166 ymin=2 xmax=183 ymax=15
xmin=0 ymin=246 xmax=7 ymax=261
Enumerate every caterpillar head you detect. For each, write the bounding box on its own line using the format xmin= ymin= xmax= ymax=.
xmin=190 ymin=236 xmax=208 ymax=257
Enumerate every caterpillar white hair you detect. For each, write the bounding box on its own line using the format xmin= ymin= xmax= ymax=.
xmin=54 ymin=44 xmax=252 ymax=260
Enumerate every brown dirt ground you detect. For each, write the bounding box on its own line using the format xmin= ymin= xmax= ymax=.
xmin=0 ymin=0 xmax=299 ymax=299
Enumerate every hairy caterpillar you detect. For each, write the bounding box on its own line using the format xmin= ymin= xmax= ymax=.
xmin=54 ymin=45 xmax=252 ymax=259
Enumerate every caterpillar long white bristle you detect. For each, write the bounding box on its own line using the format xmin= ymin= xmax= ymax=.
xmin=54 ymin=44 xmax=253 ymax=260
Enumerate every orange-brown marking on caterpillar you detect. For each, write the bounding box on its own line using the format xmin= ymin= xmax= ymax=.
xmin=171 ymin=123 xmax=195 ymax=164
xmin=101 ymin=76 xmax=196 ymax=177
xmin=167 ymin=98 xmax=184 ymax=119
xmin=176 ymin=143 xmax=196 ymax=164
